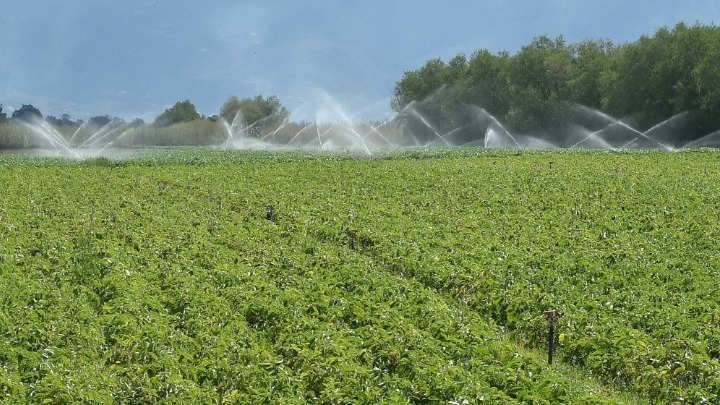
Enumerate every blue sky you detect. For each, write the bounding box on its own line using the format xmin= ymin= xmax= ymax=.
xmin=1 ymin=0 xmax=718 ymax=122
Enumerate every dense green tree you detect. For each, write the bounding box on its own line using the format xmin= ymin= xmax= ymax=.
xmin=219 ymin=96 xmax=242 ymax=123
xmin=154 ymin=100 xmax=201 ymax=127
xmin=391 ymin=57 xmax=473 ymax=144
xmin=11 ymin=104 xmax=42 ymax=122
xmin=568 ymin=40 xmax=616 ymax=110
xmin=607 ymin=29 xmax=675 ymax=126
xmin=219 ymin=95 xmax=288 ymax=126
xmin=47 ymin=114 xmax=82 ymax=137
xmin=391 ymin=58 xmax=448 ymax=112
xmin=462 ymin=50 xmax=511 ymax=117
xmin=693 ymin=29 xmax=720 ymax=131
xmin=45 ymin=116 xmax=63 ymax=127
xmin=445 ymin=54 xmax=468 ymax=84
xmin=505 ymin=36 xmax=574 ymax=132
xmin=89 ymin=115 xmax=113 ymax=127
xmin=392 ymin=22 xmax=720 ymax=138
xmin=601 ymin=23 xmax=716 ymax=136
xmin=0 ymin=104 xmax=7 ymax=123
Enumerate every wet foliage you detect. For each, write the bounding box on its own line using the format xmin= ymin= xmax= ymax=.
xmin=1 ymin=149 xmax=718 ymax=402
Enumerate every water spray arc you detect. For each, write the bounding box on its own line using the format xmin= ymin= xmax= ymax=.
xmin=18 ymin=101 xmax=720 ymax=158
xmin=22 ymin=117 xmax=134 ymax=158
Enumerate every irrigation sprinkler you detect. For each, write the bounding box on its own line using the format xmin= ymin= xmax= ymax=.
xmin=543 ymin=309 xmax=564 ymax=365
xmin=347 ymin=229 xmax=357 ymax=250
xmin=266 ymin=204 xmax=276 ymax=221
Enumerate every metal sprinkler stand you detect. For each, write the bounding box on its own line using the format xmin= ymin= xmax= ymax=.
xmin=347 ymin=229 xmax=357 ymax=250
xmin=266 ymin=204 xmax=276 ymax=221
xmin=543 ymin=309 xmax=564 ymax=365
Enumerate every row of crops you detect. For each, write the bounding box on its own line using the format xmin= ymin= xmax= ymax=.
xmin=1 ymin=148 xmax=718 ymax=402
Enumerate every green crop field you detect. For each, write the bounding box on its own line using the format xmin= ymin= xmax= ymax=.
xmin=1 ymin=148 xmax=719 ymax=403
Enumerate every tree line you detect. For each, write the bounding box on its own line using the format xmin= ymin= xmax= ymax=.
xmin=392 ymin=22 xmax=720 ymax=140
xmin=0 ymin=95 xmax=289 ymax=149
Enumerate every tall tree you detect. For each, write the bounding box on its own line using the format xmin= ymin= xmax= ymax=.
xmin=11 ymin=104 xmax=43 ymax=122
xmin=462 ymin=49 xmax=511 ymax=117
xmin=568 ymin=39 xmax=616 ymax=110
xmin=392 ymin=24 xmax=720 ymax=138
xmin=45 ymin=116 xmax=63 ymax=127
xmin=0 ymin=104 xmax=7 ymax=123
xmin=505 ymin=36 xmax=574 ymax=132
xmin=693 ymin=26 xmax=720 ymax=132
xmin=89 ymin=115 xmax=113 ymax=127
xmin=219 ymin=96 xmax=242 ymax=123
xmin=154 ymin=100 xmax=201 ymax=127
xmin=219 ymin=95 xmax=288 ymax=125
xmin=391 ymin=58 xmax=447 ymax=112
xmin=604 ymin=23 xmax=711 ymax=130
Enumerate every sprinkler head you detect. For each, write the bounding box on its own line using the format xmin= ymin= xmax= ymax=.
xmin=543 ymin=310 xmax=564 ymax=324
xmin=265 ymin=204 xmax=276 ymax=221
xmin=346 ymin=229 xmax=358 ymax=249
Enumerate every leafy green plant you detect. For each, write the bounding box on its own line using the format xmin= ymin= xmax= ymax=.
xmin=3 ymin=149 xmax=718 ymax=402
